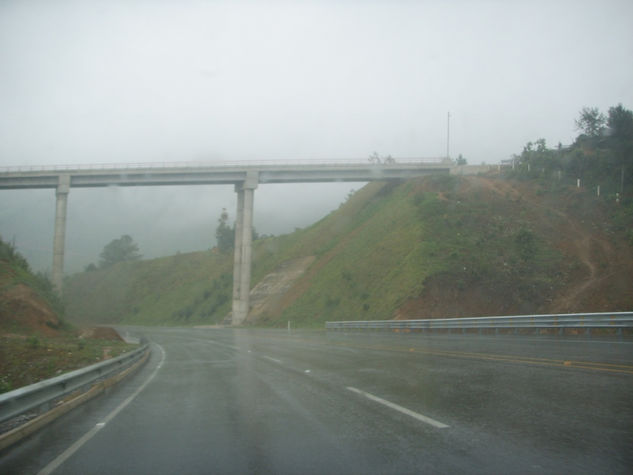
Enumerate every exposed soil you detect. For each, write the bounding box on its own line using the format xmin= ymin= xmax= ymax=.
xmin=0 ymin=284 xmax=61 ymax=337
xmin=78 ymin=326 xmax=124 ymax=341
xmin=247 ymin=256 xmax=315 ymax=323
xmin=0 ymin=279 xmax=132 ymax=392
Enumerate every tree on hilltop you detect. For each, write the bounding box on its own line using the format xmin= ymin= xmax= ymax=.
xmin=215 ymin=209 xmax=234 ymax=254
xmin=99 ymin=235 xmax=142 ymax=268
xmin=575 ymin=107 xmax=606 ymax=138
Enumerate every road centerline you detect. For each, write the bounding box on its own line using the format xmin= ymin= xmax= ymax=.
xmin=346 ymin=386 xmax=449 ymax=429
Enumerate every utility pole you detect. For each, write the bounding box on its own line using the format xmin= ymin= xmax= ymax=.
xmin=446 ymin=112 xmax=451 ymax=160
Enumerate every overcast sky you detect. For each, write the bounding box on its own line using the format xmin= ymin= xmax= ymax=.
xmin=1 ymin=0 xmax=632 ymax=272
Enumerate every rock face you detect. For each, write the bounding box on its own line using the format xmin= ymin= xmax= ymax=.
xmin=247 ymin=256 xmax=316 ymax=323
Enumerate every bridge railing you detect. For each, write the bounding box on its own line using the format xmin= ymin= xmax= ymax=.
xmin=0 ymin=158 xmax=449 ymax=173
xmin=326 ymin=312 xmax=633 ymax=335
xmin=0 ymin=344 xmax=148 ymax=425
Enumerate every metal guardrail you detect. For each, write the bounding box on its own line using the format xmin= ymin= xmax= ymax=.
xmin=326 ymin=312 xmax=633 ymax=334
xmin=0 ymin=157 xmax=448 ymax=173
xmin=0 ymin=344 xmax=148 ymax=425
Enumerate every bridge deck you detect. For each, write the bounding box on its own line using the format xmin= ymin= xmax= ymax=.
xmin=0 ymin=161 xmax=450 ymax=189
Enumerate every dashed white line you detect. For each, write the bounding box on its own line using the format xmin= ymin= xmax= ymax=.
xmin=38 ymin=344 xmax=167 ymax=475
xmin=262 ymin=356 xmax=282 ymax=364
xmin=346 ymin=386 xmax=449 ymax=429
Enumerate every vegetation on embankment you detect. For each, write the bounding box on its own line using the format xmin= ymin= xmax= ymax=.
xmin=63 ymin=172 xmax=633 ymax=328
xmin=0 ymin=334 xmax=134 ymax=393
xmin=0 ymin=237 xmax=67 ymax=336
xmin=0 ymin=237 xmax=137 ymax=393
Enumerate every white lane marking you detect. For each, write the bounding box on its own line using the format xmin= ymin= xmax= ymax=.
xmin=38 ymin=344 xmax=167 ymax=475
xmin=304 ymin=370 xmax=311 ymax=373
xmin=262 ymin=356 xmax=282 ymax=364
xmin=346 ymin=386 xmax=449 ymax=429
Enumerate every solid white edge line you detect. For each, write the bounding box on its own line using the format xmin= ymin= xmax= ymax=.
xmin=346 ymin=386 xmax=449 ymax=429
xmin=38 ymin=344 xmax=167 ymax=475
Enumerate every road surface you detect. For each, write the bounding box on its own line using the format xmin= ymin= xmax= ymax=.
xmin=1 ymin=328 xmax=632 ymax=474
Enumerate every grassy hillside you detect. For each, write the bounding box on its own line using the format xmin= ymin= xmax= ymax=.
xmin=260 ymin=176 xmax=570 ymax=325
xmin=64 ymin=174 xmax=633 ymax=328
xmin=65 ymin=250 xmax=234 ymax=325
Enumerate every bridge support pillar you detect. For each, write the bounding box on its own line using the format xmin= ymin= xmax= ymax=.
xmin=231 ymin=172 xmax=258 ymax=325
xmin=52 ymin=175 xmax=70 ymax=294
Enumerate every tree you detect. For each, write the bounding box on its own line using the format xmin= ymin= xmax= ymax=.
xmin=575 ymin=107 xmax=606 ymax=138
xmin=99 ymin=235 xmax=141 ymax=268
xmin=456 ymin=154 xmax=467 ymax=166
xmin=214 ymin=209 xmax=260 ymax=253
xmin=215 ymin=208 xmax=234 ymax=254
xmin=607 ymin=103 xmax=633 ymax=140
xmin=368 ymin=152 xmax=381 ymax=164
xmin=607 ymin=104 xmax=633 ymax=190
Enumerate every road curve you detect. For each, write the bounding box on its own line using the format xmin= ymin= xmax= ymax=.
xmin=1 ymin=328 xmax=632 ymax=474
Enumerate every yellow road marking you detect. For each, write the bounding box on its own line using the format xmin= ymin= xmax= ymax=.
xmin=329 ymin=341 xmax=633 ymax=375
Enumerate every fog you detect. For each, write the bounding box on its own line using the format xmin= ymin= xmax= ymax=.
xmin=1 ymin=0 xmax=632 ymax=272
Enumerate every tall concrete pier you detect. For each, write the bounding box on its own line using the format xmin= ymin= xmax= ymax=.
xmin=52 ymin=175 xmax=70 ymax=294
xmin=232 ymin=171 xmax=258 ymax=325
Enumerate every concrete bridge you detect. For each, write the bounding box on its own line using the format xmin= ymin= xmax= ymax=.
xmin=0 ymin=160 xmax=451 ymax=324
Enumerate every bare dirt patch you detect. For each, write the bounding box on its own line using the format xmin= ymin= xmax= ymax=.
xmin=247 ymin=256 xmax=316 ymax=323
xmin=0 ymin=284 xmax=134 ymax=393
xmin=0 ymin=284 xmax=61 ymax=337
xmin=78 ymin=326 xmax=124 ymax=341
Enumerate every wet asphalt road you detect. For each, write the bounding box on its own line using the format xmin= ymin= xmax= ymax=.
xmin=1 ymin=328 xmax=633 ymax=474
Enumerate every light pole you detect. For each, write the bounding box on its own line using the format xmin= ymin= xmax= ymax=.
xmin=446 ymin=111 xmax=451 ymax=160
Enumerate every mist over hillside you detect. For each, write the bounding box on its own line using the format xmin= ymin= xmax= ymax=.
xmin=0 ymin=182 xmax=359 ymax=274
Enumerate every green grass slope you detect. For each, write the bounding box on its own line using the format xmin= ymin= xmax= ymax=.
xmin=64 ymin=174 xmax=628 ymax=328
xmin=265 ymin=175 xmax=571 ymax=326
xmin=64 ymin=250 xmax=234 ymax=325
